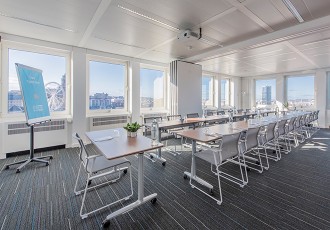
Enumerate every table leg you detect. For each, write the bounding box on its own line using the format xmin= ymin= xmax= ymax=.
xmin=102 ymin=153 xmax=157 ymax=227
xmin=184 ymin=141 xmax=213 ymax=190
xmin=149 ymin=128 xmax=166 ymax=165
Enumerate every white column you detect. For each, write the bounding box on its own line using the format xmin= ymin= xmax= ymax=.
xmin=315 ymin=70 xmax=327 ymax=127
xmin=70 ymin=47 xmax=88 ymax=144
xmin=276 ymin=75 xmax=285 ymax=109
xmin=130 ymin=61 xmax=140 ymax=123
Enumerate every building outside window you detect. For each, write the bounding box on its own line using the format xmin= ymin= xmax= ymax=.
xmin=7 ymin=48 xmax=68 ymax=114
xmin=202 ymin=75 xmax=214 ymax=107
xmin=286 ymin=75 xmax=314 ymax=109
xmin=255 ymin=79 xmax=276 ymax=108
xmin=88 ymin=59 xmax=127 ymax=112
xmin=221 ymin=79 xmax=230 ymax=107
xmin=140 ymin=66 xmax=166 ymax=110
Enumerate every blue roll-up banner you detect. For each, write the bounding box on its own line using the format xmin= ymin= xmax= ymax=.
xmin=15 ymin=63 xmax=51 ymax=125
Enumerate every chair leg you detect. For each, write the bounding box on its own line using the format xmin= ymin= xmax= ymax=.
xmin=74 ymin=163 xmax=83 ymax=195
xmin=215 ymin=166 xmax=223 ymax=205
xmin=80 ymin=173 xmax=91 ymax=219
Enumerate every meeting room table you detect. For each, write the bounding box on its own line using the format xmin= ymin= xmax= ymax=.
xmin=85 ymin=128 xmax=163 ymax=228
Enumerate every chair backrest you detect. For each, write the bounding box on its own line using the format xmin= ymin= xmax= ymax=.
xmin=245 ymin=126 xmax=261 ymax=150
xmin=207 ymin=111 xmax=214 ymax=116
xmin=237 ymin=109 xmax=243 ymax=114
xmin=217 ymin=110 xmax=225 ymax=115
xmin=167 ymin=114 xmax=181 ymax=121
xmin=245 ymin=109 xmax=251 ymax=113
xmin=294 ymin=116 xmax=302 ymax=129
xmin=220 ymin=132 xmax=242 ymax=161
xmin=187 ymin=113 xmax=199 ymax=118
xmin=144 ymin=116 xmax=162 ymax=124
xmin=265 ymin=122 xmax=277 ymax=141
xmin=277 ymin=119 xmax=287 ymax=136
xmin=72 ymin=133 xmax=89 ymax=166
xmin=288 ymin=117 xmax=296 ymax=132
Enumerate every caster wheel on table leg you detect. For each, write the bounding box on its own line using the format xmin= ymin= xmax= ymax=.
xmin=46 ymin=162 xmax=49 ymax=167
xmin=16 ymin=169 xmax=20 ymax=173
xmin=151 ymin=198 xmax=157 ymax=204
xmin=102 ymin=220 xmax=110 ymax=228
xmin=256 ymin=161 xmax=260 ymax=165
xmin=247 ymin=168 xmax=251 ymax=172
xmin=209 ymin=189 xmax=214 ymax=195
xmin=183 ymin=174 xmax=188 ymax=179
xmin=150 ymin=155 xmax=154 ymax=159
xmin=50 ymin=156 xmax=53 ymax=160
xmin=88 ymin=180 xmax=92 ymax=186
xmin=123 ymin=169 xmax=128 ymax=174
xmin=5 ymin=165 xmax=9 ymax=170
xmin=162 ymin=162 xmax=166 ymax=166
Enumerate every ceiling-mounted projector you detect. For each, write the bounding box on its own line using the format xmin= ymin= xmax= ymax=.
xmin=177 ymin=29 xmax=200 ymax=41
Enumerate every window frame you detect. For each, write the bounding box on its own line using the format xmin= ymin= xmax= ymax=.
xmin=285 ymin=74 xmax=315 ymax=109
xmin=140 ymin=64 xmax=167 ymax=112
xmin=202 ymin=74 xmax=215 ymax=107
xmin=220 ymin=78 xmax=230 ymax=108
xmin=1 ymin=41 xmax=71 ymax=119
xmin=86 ymin=55 xmax=129 ymax=115
xmin=254 ymin=77 xmax=277 ymax=108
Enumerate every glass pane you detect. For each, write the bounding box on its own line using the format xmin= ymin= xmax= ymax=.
xmin=140 ymin=68 xmax=164 ymax=109
xmin=89 ymin=61 xmax=125 ymax=110
xmin=255 ymin=79 xmax=276 ymax=108
xmin=287 ymin=75 xmax=314 ymax=109
xmin=202 ymin=76 xmax=213 ymax=106
xmin=221 ymin=79 xmax=229 ymax=107
xmin=8 ymin=49 xmax=66 ymax=113
xmin=327 ymin=72 xmax=330 ymax=109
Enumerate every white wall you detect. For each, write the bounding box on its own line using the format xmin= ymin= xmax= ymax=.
xmin=177 ymin=61 xmax=203 ymax=116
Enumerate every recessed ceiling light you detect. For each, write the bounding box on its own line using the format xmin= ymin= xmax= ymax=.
xmin=0 ymin=11 xmax=76 ymax=32
xmin=281 ymin=58 xmax=296 ymax=61
xmin=118 ymin=5 xmax=179 ymax=31
xmin=282 ymin=0 xmax=304 ymax=23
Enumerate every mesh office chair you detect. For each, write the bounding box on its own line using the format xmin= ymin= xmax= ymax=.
xmin=259 ymin=122 xmax=281 ymax=162
xmin=217 ymin=110 xmax=225 ymax=115
xmin=276 ymin=119 xmax=291 ymax=154
xmin=73 ymin=133 xmax=133 ymax=219
xmin=240 ymin=126 xmax=266 ymax=173
xmin=191 ymin=132 xmax=246 ymax=205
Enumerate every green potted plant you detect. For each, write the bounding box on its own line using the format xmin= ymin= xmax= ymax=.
xmin=123 ymin=122 xmax=141 ymax=137
xmin=283 ymin=102 xmax=289 ymax=111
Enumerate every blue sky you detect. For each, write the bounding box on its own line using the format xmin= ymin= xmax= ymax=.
xmin=286 ymin=76 xmax=314 ymax=100
xmin=140 ymin=68 xmax=164 ymax=98
xmin=9 ymin=49 xmax=65 ymax=91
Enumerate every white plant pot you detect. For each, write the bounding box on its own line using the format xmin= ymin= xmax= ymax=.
xmin=130 ymin=131 xmax=137 ymax=137
xmin=126 ymin=131 xmax=131 ymax=137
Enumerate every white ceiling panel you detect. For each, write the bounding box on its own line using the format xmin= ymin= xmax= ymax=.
xmin=245 ymin=0 xmax=297 ymax=31
xmin=0 ymin=16 xmax=80 ymax=45
xmin=290 ymin=0 xmax=330 ymax=20
xmin=309 ymin=55 xmax=330 ymax=68
xmin=86 ymin=37 xmax=145 ymax=58
xmin=138 ymin=50 xmax=173 ymax=64
xmin=0 ymin=0 xmax=101 ymax=34
xmin=117 ymin=0 xmax=233 ymax=29
xmin=93 ymin=3 xmax=177 ymax=51
xmin=206 ymin=10 xmax=267 ymax=44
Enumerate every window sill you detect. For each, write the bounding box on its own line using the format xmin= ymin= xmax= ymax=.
xmin=0 ymin=114 xmax=73 ymax=123
xmin=86 ymin=111 xmax=131 ymax=118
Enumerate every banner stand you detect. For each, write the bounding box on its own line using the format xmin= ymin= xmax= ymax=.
xmin=5 ymin=122 xmax=53 ymax=173
xmin=5 ymin=64 xmax=53 ymax=173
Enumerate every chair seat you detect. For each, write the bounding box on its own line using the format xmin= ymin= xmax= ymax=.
xmin=87 ymin=155 xmax=129 ymax=173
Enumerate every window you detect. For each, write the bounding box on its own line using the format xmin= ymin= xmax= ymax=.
xmin=202 ymin=75 xmax=214 ymax=107
xmin=88 ymin=58 xmax=127 ymax=112
xmin=221 ymin=79 xmax=230 ymax=107
xmin=327 ymin=72 xmax=330 ymax=109
xmin=255 ymin=79 xmax=276 ymax=108
xmin=140 ymin=66 xmax=166 ymax=110
xmin=5 ymin=45 xmax=69 ymax=115
xmin=286 ymin=75 xmax=314 ymax=109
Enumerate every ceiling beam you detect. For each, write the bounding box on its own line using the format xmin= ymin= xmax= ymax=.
xmin=78 ymin=0 xmax=112 ymax=47
xmin=184 ymin=14 xmax=330 ymax=63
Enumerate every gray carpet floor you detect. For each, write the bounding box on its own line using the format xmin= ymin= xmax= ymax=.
xmin=0 ymin=129 xmax=330 ymax=230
